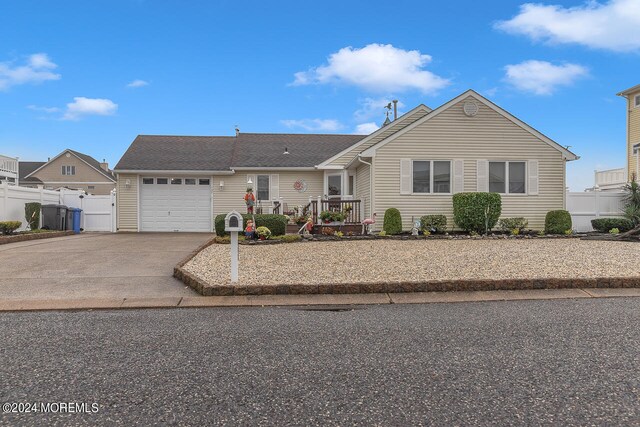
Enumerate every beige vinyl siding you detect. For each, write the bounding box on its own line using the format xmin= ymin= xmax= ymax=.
xmin=326 ymin=109 xmax=430 ymax=167
xmin=355 ymin=163 xmax=371 ymax=219
xmin=116 ymin=174 xmax=138 ymax=231
xmin=212 ymin=170 xmax=324 ymax=215
xmin=627 ymin=91 xmax=640 ymax=179
xmin=373 ymin=97 xmax=566 ymax=231
xmin=31 ymin=152 xmax=115 ymax=194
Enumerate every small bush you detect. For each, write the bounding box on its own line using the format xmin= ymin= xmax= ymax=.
xmin=609 ymin=228 xmax=620 ymax=235
xmin=591 ymin=217 xmax=634 ymax=233
xmin=273 ymin=234 xmax=302 ymax=243
xmin=25 ymin=202 xmax=41 ymax=230
xmin=383 ymin=208 xmax=402 ymax=235
xmin=256 ymin=226 xmax=271 ymax=239
xmin=453 ymin=192 xmax=502 ymax=234
xmin=0 ymin=221 xmax=22 ymax=235
xmin=420 ymin=215 xmax=447 ymax=234
xmin=545 ymin=210 xmax=572 ymax=234
xmin=498 ymin=217 xmax=529 ymax=234
xmin=215 ymin=214 xmax=287 ymax=237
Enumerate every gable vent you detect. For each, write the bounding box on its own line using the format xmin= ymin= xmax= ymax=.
xmin=463 ymin=100 xmax=479 ymax=117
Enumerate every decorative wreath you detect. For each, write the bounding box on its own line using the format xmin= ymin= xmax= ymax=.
xmin=293 ymin=179 xmax=307 ymax=193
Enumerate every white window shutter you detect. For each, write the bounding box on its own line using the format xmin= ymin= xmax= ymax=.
xmin=270 ymin=174 xmax=280 ymax=201
xmin=477 ymin=160 xmax=488 ymax=192
xmin=528 ymin=160 xmax=539 ymax=195
xmin=246 ymin=174 xmax=256 ymax=190
xmin=400 ymin=159 xmax=412 ymax=194
xmin=453 ymin=159 xmax=464 ymax=193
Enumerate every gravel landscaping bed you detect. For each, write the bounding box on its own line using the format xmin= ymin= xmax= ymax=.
xmin=183 ymin=239 xmax=640 ymax=289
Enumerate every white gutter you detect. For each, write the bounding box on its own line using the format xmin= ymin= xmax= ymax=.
xmin=231 ymin=167 xmax=317 ymax=171
xmin=114 ymin=169 xmax=236 ymax=175
xmin=357 ymin=154 xmax=374 ymax=220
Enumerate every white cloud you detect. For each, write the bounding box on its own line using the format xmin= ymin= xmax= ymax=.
xmin=292 ymin=43 xmax=449 ymax=93
xmin=281 ymin=119 xmax=343 ymax=132
xmin=504 ymin=60 xmax=588 ymax=95
xmin=495 ymin=0 xmax=640 ymax=52
xmin=27 ymin=105 xmax=61 ymax=113
xmin=63 ymin=97 xmax=118 ymax=120
xmin=354 ymin=122 xmax=379 ymax=134
xmin=0 ymin=53 xmax=60 ymax=90
xmin=127 ymin=79 xmax=149 ymax=88
xmin=354 ymin=97 xmax=405 ymax=122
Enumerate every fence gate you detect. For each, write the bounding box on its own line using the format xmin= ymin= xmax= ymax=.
xmin=61 ymin=189 xmax=116 ymax=232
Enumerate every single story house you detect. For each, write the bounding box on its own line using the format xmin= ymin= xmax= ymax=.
xmin=113 ymin=90 xmax=578 ymax=232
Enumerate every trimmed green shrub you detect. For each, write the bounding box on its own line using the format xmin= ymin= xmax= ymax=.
xmin=420 ymin=215 xmax=447 ymax=234
xmin=383 ymin=208 xmax=402 ymax=235
xmin=0 ymin=221 xmax=22 ymax=235
xmin=452 ymin=192 xmax=502 ymax=233
xmin=498 ymin=217 xmax=529 ymax=234
xmin=25 ymin=202 xmax=41 ymax=230
xmin=273 ymin=234 xmax=302 ymax=243
xmin=215 ymin=214 xmax=287 ymax=237
xmin=545 ymin=210 xmax=572 ymax=234
xmin=591 ymin=217 xmax=634 ymax=233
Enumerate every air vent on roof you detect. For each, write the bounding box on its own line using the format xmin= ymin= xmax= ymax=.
xmin=463 ymin=101 xmax=478 ymax=117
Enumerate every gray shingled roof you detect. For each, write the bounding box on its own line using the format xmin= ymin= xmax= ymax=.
xmin=18 ymin=161 xmax=45 ymax=182
xmin=114 ymin=133 xmax=366 ymax=171
xmin=67 ymin=149 xmax=116 ymax=180
xmin=115 ymin=135 xmax=235 ymax=171
xmin=231 ymin=133 xmax=365 ymax=168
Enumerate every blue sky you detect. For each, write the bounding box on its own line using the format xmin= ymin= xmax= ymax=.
xmin=1 ymin=0 xmax=638 ymax=190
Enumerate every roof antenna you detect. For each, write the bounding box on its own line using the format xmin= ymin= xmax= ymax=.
xmin=235 ymin=125 xmax=240 ymax=137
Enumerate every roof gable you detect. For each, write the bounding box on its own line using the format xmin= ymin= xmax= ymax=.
xmin=25 ymin=149 xmax=116 ymax=181
xmin=317 ymin=104 xmax=432 ymax=168
xmin=361 ymin=90 xmax=579 ymax=160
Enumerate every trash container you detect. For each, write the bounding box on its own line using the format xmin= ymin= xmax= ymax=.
xmin=65 ymin=208 xmax=83 ymax=234
xmin=42 ymin=204 xmax=67 ymax=230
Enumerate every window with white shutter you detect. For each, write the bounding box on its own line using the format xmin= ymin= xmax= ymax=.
xmin=528 ymin=160 xmax=539 ymax=195
xmin=453 ymin=159 xmax=464 ymax=193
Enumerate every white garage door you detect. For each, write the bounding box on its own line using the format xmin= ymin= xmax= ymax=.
xmin=140 ymin=177 xmax=211 ymax=232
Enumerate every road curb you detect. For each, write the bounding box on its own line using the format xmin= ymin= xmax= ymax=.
xmin=0 ymin=288 xmax=638 ymax=312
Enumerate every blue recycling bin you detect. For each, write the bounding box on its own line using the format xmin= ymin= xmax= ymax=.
xmin=66 ymin=208 xmax=83 ymax=234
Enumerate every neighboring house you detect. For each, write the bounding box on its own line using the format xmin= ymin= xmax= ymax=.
xmin=114 ymin=90 xmax=579 ymax=232
xmin=0 ymin=155 xmax=19 ymax=184
xmin=585 ymin=167 xmax=627 ymax=192
xmin=617 ymin=84 xmax=640 ymax=181
xmin=20 ymin=149 xmax=116 ymax=195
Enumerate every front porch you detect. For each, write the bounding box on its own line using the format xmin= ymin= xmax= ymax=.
xmin=0 ymin=155 xmax=18 ymax=184
xmin=272 ymin=198 xmax=366 ymax=235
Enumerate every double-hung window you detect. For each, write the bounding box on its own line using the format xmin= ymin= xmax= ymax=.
xmin=635 ymin=95 xmax=640 ymax=108
xmin=412 ymin=160 xmax=451 ymax=194
xmin=62 ymin=165 xmax=75 ymax=176
xmin=257 ymin=175 xmax=270 ymax=201
xmin=489 ymin=161 xmax=526 ymax=194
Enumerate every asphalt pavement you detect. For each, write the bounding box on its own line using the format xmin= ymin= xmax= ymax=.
xmin=0 ymin=298 xmax=638 ymax=426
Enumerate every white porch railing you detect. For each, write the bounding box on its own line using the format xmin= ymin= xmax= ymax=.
xmin=0 ymin=155 xmax=18 ymax=181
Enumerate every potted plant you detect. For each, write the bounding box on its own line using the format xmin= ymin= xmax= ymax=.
xmin=256 ymin=226 xmax=272 ymax=240
xmin=320 ymin=210 xmax=346 ymax=225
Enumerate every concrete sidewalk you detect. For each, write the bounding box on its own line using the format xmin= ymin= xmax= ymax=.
xmin=0 ymin=288 xmax=638 ymax=312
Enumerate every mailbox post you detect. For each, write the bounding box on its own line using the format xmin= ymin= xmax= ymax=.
xmin=224 ymin=211 xmax=244 ymax=283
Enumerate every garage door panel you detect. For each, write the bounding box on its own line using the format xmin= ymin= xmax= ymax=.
xmin=140 ymin=177 xmax=211 ymax=232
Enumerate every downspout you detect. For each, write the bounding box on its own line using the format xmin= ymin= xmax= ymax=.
xmin=357 ymin=154 xmax=373 ymax=223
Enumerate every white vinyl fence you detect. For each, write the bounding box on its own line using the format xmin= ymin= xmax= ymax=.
xmin=566 ymin=190 xmax=626 ymax=232
xmin=0 ymin=182 xmax=116 ymax=232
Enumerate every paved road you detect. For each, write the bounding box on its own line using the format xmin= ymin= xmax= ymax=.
xmin=0 ymin=233 xmax=211 ymax=300
xmin=1 ymin=298 xmax=638 ymax=426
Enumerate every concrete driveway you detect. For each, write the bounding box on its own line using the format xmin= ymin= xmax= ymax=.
xmin=0 ymin=233 xmax=213 ymax=300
